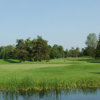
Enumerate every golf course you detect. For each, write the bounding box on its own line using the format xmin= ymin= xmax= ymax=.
xmin=0 ymin=57 xmax=100 ymax=91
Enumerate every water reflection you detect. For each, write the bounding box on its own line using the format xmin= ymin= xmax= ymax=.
xmin=0 ymin=88 xmax=100 ymax=100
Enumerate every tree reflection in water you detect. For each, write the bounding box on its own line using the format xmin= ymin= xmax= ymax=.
xmin=0 ymin=88 xmax=100 ymax=100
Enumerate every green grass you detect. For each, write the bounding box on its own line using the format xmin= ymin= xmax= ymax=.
xmin=0 ymin=57 xmax=100 ymax=91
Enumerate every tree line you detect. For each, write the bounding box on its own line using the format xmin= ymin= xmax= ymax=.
xmin=0 ymin=34 xmax=100 ymax=62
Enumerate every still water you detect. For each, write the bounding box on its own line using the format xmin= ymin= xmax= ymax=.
xmin=0 ymin=88 xmax=100 ymax=100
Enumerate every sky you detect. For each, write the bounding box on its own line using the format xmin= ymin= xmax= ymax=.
xmin=0 ymin=0 xmax=100 ymax=49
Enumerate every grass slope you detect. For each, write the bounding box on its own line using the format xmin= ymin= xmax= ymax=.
xmin=0 ymin=57 xmax=100 ymax=91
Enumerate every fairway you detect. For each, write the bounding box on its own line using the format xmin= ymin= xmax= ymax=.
xmin=0 ymin=57 xmax=100 ymax=91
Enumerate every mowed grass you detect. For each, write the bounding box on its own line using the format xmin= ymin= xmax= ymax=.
xmin=0 ymin=57 xmax=100 ymax=91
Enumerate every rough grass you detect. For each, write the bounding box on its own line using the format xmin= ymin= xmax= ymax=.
xmin=0 ymin=57 xmax=100 ymax=91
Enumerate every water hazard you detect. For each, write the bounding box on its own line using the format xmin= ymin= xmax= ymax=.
xmin=0 ymin=88 xmax=100 ymax=100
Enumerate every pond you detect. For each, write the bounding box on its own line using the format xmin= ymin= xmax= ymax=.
xmin=0 ymin=88 xmax=100 ymax=100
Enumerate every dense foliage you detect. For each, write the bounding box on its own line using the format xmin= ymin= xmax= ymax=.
xmin=0 ymin=34 xmax=99 ymax=61
xmin=95 ymin=35 xmax=100 ymax=59
xmin=85 ymin=33 xmax=98 ymax=57
xmin=16 ymin=36 xmax=50 ymax=62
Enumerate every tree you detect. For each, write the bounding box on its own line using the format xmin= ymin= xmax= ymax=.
xmin=64 ymin=49 xmax=69 ymax=58
xmin=85 ymin=47 xmax=96 ymax=57
xmin=16 ymin=39 xmax=28 ymax=62
xmin=79 ymin=48 xmax=84 ymax=57
xmin=68 ymin=47 xmax=80 ymax=57
xmin=25 ymin=38 xmax=33 ymax=61
xmin=75 ymin=48 xmax=80 ymax=57
xmin=86 ymin=33 xmax=98 ymax=49
xmin=69 ymin=47 xmax=76 ymax=57
xmin=0 ymin=45 xmax=16 ymax=59
xmin=50 ymin=44 xmax=61 ymax=59
xmin=32 ymin=36 xmax=50 ymax=61
xmin=95 ymin=34 xmax=100 ymax=58
xmin=85 ymin=33 xmax=98 ymax=57
xmin=58 ymin=45 xmax=64 ymax=58
xmin=0 ymin=46 xmax=6 ymax=59
xmin=5 ymin=45 xmax=16 ymax=59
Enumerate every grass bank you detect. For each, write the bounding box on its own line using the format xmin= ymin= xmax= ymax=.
xmin=0 ymin=57 xmax=100 ymax=91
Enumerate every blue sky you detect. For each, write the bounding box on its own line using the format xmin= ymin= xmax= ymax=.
xmin=0 ymin=0 xmax=100 ymax=49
